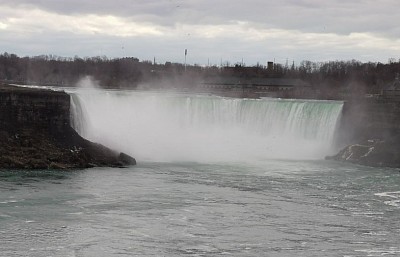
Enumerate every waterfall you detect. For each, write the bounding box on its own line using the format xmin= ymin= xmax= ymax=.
xmin=70 ymin=90 xmax=343 ymax=163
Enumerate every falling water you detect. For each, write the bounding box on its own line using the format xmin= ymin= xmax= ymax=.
xmin=70 ymin=90 xmax=343 ymax=163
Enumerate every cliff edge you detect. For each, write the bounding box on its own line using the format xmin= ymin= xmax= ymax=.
xmin=0 ymin=84 xmax=136 ymax=169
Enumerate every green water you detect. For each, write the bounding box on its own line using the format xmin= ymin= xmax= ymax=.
xmin=1 ymin=161 xmax=399 ymax=256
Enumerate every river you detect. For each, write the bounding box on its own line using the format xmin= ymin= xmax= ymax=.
xmin=1 ymin=161 xmax=399 ymax=256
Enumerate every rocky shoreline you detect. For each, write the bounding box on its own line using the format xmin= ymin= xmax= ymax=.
xmin=0 ymin=127 xmax=136 ymax=169
xmin=326 ymin=138 xmax=400 ymax=168
xmin=0 ymin=84 xmax=136 ymax=170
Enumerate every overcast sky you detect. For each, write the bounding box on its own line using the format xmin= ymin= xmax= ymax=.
xmin=0 ymin=0 xmax=399 ymax=66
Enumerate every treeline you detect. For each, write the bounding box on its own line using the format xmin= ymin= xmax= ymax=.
xmin=0 ymin=53 xmax=146 ymax=88
xmin=221 ymin=59 xmax=400 ymax=97
xmin=291 ymin=59 xmax=400 ymax=96
xmin=0 ymin=52 xmax=399 ymax=96
xmin=0 ymin=52 xmax=208 ymax=88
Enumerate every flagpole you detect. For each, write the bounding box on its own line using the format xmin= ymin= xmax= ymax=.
xmin=184 ymin=49 xmax=187 ymax=72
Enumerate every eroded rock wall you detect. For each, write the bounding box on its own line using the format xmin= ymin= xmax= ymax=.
xmin=0 ymin=85 xmax=70 ymax=133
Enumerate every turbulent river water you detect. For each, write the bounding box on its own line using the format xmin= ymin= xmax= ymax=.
xmin=1 ymin=88 xmax=400 ymax=256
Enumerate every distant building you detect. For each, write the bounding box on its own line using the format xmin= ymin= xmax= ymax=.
xmin=267 ymin=62 xmax=274 ymax=71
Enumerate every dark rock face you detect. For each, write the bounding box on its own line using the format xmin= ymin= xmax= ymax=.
xmin=330 ymin=96 xmax=400 ymax=168
xmin=327 ymin=139 xmax=400 ymax=168
xmin=0 ymin=84 xmax=70 ymax=133
xmin=0 ymin=84 xmax=136 ymax=169
xmin=336 ymin=97 xmax=400 ymax=146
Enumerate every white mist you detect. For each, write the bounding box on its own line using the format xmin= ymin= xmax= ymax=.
xmin=70 ymin=89 xmax=343 ymax=163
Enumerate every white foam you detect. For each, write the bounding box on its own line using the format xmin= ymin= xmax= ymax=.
xmin=375 ymin=191 xmax=400 ymax=208
xmin=69 ymin=89 xmax=343 ymax=163
xmin=375 ymin=191 xmax=400 ymax=199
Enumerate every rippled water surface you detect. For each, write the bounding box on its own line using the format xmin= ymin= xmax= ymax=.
xmin=1 ymin=161 xmax=400 ymax=256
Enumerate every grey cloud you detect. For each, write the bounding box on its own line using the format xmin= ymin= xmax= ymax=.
xmin=0 ymin=0 xmax=179 ymax=17
xmin=2 ymin=0 xmax=400 ymax=37
xmin=0 ymin=0 xmax=399 ymax=64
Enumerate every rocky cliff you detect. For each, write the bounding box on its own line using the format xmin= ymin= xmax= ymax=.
xmin=0 ymin=84 xmax=136 ymax=169
xmin=329 ymin=96 xmax=400 ymax=168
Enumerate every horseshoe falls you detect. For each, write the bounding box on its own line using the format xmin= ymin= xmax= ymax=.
xmin=3 ymin=87 xmax=400 ymax=257
xmin=70 ymin=90 xmax=343 ymax=163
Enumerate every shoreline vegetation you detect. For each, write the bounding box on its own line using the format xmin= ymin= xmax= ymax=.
xmin=1 ymin=52 xmax=400 ymax=100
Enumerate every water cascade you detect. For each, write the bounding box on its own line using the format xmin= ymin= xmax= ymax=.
xmin=70 ymin=90 xmax=343 ymax=163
